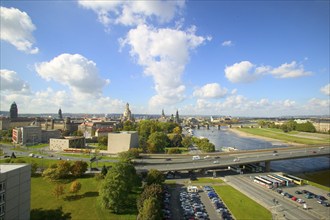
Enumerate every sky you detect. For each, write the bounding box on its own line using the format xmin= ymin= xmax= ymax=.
xmin=1 ymin=0 xmax=329 ymax=117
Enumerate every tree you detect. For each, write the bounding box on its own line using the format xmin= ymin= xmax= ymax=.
xmin=173 ymin=126 xmax=182 ymax=135
xmin=118 ymin=149 xmax=140 ymax=162
xmin=167 ymin=133 xmax=182 ymax=147
xmin=137 ymin=197 xmax=161 ymax=220
xmin=181 ymin=136 xmax=192 ymax=148
xmin=71 ymin=161 xmax=88 ymax=177
xmin=146 ymin=169 xmax=165 ymax=186
xmin=42 ymin=167 xmax=60 ymax=181
xmin=99 ymin=162 xmax=140 ymax=213
xmin=101 ymin=165 xmax=108 ymax=177
xmin=98 ymin=136 xmax=108 ymax=147
xmin=147 ymin=132 xmax=169 ymax=153
xmin=53 ymin=184 xmax=65 ymax=199
xmin=69 ymin=181 xmax=82 ymax=196
xmin=167 ymin=148 xmax=181 ymax=154
xmin=31 ymin=162 xmax=39 ymax=176
xmin=57 ymin=161 xmax=71 ymax=178
xmin=123 ymin=121 xmax=136 ymax=131
xmin=137 ymin=184 xmax=163 ymax=211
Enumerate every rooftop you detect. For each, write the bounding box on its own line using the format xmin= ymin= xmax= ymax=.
xmin=0 ymin=164 xmax=29 ymax=173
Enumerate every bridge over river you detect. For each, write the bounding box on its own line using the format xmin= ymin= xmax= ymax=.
xmin=134 ymin=146 xmax=330 ymax=172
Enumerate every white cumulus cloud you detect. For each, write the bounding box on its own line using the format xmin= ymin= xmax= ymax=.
xmin=193 ymin=83 xmax=227 ymax=99
xmin=225 ymin=61 xmax=261 ymax=83
xmin=270 ymin=61 xmax=311 ymax=78
xmin=0 ymin=6 xmax=39 ymax=54
xmin=320 ymin=83 xmax=330 ymax=96
xmin=225 ymin=60 xmax=311 ymax=83
xmin=0 ymin=69 xmax=30 ymax=93
xmin=78 ymin=0 xmax=185 ymax=27
xmin=222 ymin=40 xmax=233 ymax=47
xmin=35 ymin=53 xmax=110 ymax=99
xmin=121 ymin=24 xmax=208 ymax=107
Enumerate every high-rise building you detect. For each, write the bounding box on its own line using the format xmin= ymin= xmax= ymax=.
xmin=0 ymin=164 xmax=31 ymax=220
xmin=9 ymin=102 xmax=18 ymax=119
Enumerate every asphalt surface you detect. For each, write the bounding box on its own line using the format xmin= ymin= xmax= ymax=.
xmin=224 ymin=174 xmax=329 ymax=220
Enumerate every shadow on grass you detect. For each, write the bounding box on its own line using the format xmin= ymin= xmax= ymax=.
xmin=31 ymin=206 xmax=71 ymax=220
xmin=64 ymin=191 xmax=99 ymax=201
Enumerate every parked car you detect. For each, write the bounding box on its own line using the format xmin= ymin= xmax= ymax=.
xmin=213 ymin=160 xmax=219 ymax=164
xmin=321 ymin=201 xmax=330 ymax=207
xmin=295 ymin=190 xmax=302 ymax=194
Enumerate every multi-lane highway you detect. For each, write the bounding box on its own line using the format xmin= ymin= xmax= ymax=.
xmin=135 ymin=146 xmax=330 ymax=172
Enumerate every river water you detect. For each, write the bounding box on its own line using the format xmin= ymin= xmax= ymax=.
xmin=193 ymin=127 xmax=330 ymax=174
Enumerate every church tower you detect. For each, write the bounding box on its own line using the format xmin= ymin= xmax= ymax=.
xmin=175 ymin=110 xmax=180 ymax=124
xmin=58 ymin=108 xmax=63 ymax=119
xmin=9 ymin=102 xmax=18 ymax=118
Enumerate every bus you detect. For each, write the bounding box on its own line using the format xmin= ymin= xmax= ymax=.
xmin=276 ymin=174 xmax=294 ymax=186
xmin=283 ymin=174 xmax=304 ymax=185
xmin=260 ymin=176 xmax=279 ymax=188
xmin=228 ymin=165 xmax=241 ymax=173
xmin=269 ymin=174 xmax=291 ymax=186
xmin=254 ymin=176 xmax=272 ymax=189
xmin=267 ymin=174 xmax=286 ymax=187
xmin=244 ymin=164 xmax=256 ymax=172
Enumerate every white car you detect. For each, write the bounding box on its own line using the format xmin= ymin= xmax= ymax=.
xmin=233 ymin=158 xmax=240 ymax=162
xmin=204 ymin=155 xmax=210 ymax=159
xmin=213 ymin=160 xmax=219 ymax=164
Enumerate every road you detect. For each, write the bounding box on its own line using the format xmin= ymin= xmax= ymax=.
xmin=135 ymin=146 xmax=330 ymax=172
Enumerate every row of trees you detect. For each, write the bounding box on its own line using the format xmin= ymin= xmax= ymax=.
xmin=258 ymin=120 xmax=316 ymax=133
xmin=42 ymin=160 xmax=88 ymax=181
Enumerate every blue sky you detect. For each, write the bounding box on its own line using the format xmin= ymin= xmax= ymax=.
xmin=1 ymin=0 xmax=329 ymax=117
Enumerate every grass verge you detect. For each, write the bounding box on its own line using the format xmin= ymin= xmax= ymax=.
xmin=191 ymin=177 xmax=224 ymax=184
xmin=296 ymin=170 xmax=330 ymax=190
xmin=213 ymin=185 xmax=272 ymax=220
xmin=237 ymin=128 xmax=329 ymax=145
xmin=31 ymin=176 xmax=138 ymax=220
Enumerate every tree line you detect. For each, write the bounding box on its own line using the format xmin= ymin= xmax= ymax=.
xmin=258 ymin=120 xmax=316 ymax=133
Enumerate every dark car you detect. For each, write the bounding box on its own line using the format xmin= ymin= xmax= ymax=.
xmin=295 ymin=190 xmax=302 ymax=194
xmin=214 ymin=156 xmax=220 ymax=159
xmin=321 ymin=201 xmax=330 ymax=207
xmin=165 ymin=158 xmax=172 ymax=161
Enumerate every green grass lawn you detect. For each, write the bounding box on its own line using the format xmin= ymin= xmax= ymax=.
xmin=191 ymin=177 xmax=224 ymax=184
xmin=296 ymin=170 xmax=330 ymax=190
xmin=238 ymin=128 xmax=330 ymax=145
xmin=31 ymin=176 xmax=138 ymax=220
xmin=213 ymin=185 xmax=272 ymax=220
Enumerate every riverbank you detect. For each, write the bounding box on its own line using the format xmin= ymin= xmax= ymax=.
xmin=228 ymin=127 xmax=330 ymax=146
xmin=228 ymin=127 xmax=302 ymax=146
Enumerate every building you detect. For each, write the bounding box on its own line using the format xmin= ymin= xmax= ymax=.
xmin=121 ymin=103 xmax=133 ymax=122
xmin=78 ymin=121 xmax=116 ymax=138
xmin=9 ymin=102 xmax=18 ymax=119
xmin=95 ymin=127 xmax=113 ymax=137
xmin=12 ymin=126 xmax=42 ymax=145
xmin=12 ymin=126 xmax=61 ymax=145
xmin=50 ymin=136 xmax=86 ymax=151
xmin=0 ymin=164 xmax=31 ymax=220
xmin=107 ymin=131 xmax=138 ymax=154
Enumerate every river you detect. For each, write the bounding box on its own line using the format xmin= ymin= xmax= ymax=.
xmin=193 ymin=127 xmax=330 ymax=174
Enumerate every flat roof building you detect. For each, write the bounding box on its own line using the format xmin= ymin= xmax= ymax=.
xmin=0 ymin=164 xmax=31 ymax=220
xmin=107 ymin=131 xmax=138 ymax=154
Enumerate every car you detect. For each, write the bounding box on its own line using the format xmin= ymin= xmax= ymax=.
xmin=295 ymin=190 xmax=302 ymax=194
xmin=165 ymin=158 xmax=172 ymax=161
xmin=190 ymin=176 xmax=197 ymax=181
xmin=214 ymin=156 xmax=220 ymax=159
xmin=204 ymin=155 xmax=210 ymax=159
xmin=233 ymin=158 xmax=240 ymax=162
xmin=315 ymin=195 xmax=326 ymax=201
xmin=321 ymin=201 xmax=330 ymax=207
xmin=291 ymin=196 xmax=297 ymax=201
xmin=297 ymin=198 xmax=305 ymax=204
xmin=305 ymin=194 xmax=313 ymax=199
xmin=312 ymin=151 xmax=317 ymax=153
xmin=29 ymin=153 xmax=34 ymax=157
xmin=273 ymin=153 xmax=278 ymax=156
xmin=213 ymin=160 xmax=219 ymax=164
xmin=273 ymin=150 xmax=278 ymax=153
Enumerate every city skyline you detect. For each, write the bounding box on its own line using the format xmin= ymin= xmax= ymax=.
xmin=1 ymin=1 xmax=329 ymax=117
